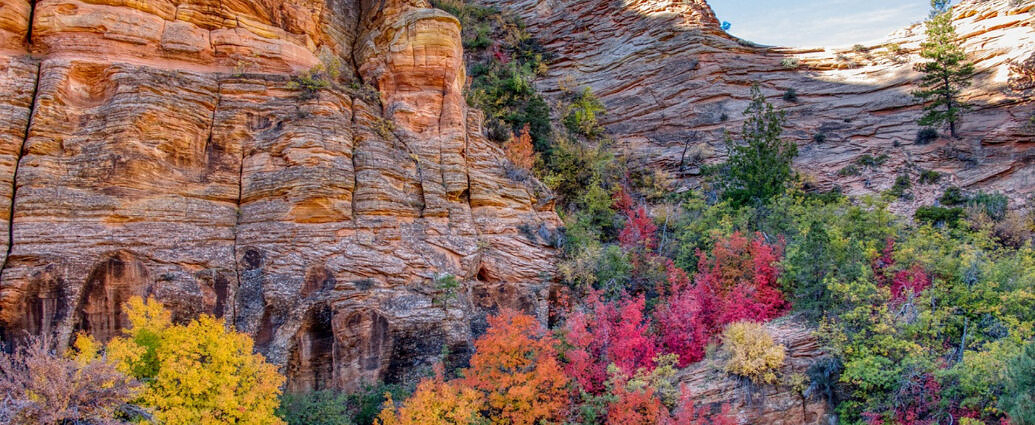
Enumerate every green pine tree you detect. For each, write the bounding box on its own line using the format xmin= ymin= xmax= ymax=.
xmin=912 ymin=6 xmax=975 ymax=138
xmin=714 ymin=85 xmax=798 ymax=208
xmin=1000 ymin=340 xmax=1035 ymax=425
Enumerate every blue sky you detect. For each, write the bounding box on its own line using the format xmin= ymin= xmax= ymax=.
xmin=708 ymin=1 xmax=933 ymax=47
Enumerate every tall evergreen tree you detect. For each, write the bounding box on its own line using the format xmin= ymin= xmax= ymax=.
xmin=1000 ymin=340 xmax=1035 ymax=425
xmin=714 ymin=85 xmax=797 ymax=208
xmin=913 ymin=5 xmax=974 ymax=138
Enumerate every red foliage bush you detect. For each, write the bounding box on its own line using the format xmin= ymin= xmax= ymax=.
xmin=618 ymin=205 xmax=658 ymax=253
xmin=694 ymin=232 xmax=787 ymax=330
xmin=871 ymin=238 xmax=933 ymax=302
xmin=563 ymin=291 xmax=658 ymax=393
xmin=891 ymin=265 xmax=932 ymax=301
xmin=654 ymin=287 xmax=708 ymax=367
xmin=651 ymin=232 xmax=787 ymax=367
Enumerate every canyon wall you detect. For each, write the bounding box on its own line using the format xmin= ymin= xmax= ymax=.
xmin=476 ymin=0 xmax=1035 ymax=213
xmin=0 ymin=0 xmax=560 ymax=392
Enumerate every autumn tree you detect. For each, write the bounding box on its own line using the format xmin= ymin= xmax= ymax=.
xmin=605 ymin=376 xmax=670 ymax=425
xmin=713 ymin=85 xmax=798 ymax=207
xmin=105 ymin=297 xmax=285 ymax=425
xmin=564 ymin=291 xmax=658 ymax=393
xmin=505 ymin=123 xmax=537 ymax=171
xmin=376 ymin=365 xmax=484 ymax=425
xmin=465 ymin=309 xmax=569 ymax=425
xmin=913 ymin=5 xmax=974 ymax=138
xmin=654 ymin=281 xmax=708 ymax=367
xmin=721 ymin=321 xmax=786 ymax=385
xmin=0 ymin=336 xmax=138 ymax=425
xmin=695 ymin=232 xmax=787 ymax=328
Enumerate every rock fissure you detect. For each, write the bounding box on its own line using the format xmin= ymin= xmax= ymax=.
xmin=0 ymin=60 xmax=41 ymax=280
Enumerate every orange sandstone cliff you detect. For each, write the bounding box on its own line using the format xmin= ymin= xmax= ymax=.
xmin=0 ymin=0 xmax=560 ymax=392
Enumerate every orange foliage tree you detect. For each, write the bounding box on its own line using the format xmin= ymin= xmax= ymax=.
xmin=505 ymin=124 xmax=537 ymax=171
xmin=464 ymin=309 xmax=570 ymax=425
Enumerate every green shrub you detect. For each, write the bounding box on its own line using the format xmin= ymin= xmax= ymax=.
xmin=856 ymin=154 xmax=888 ymax=168
xmin=278 ymin=391 xmax=354 ymax=425
xmin=783 ymin=88 xmax=798 ymax=102
xmin=999 ymin=340 xmax=1035 ymax=425
xmin=968 ymin=192 xmax=1008 ymax=221
xmin=563 ymin=87 xmax=607 ymax=139
xmin=919 ymin=169 xmax=941 ymax=184
xmin=838 ymin=165 xmax=862 ymax=177
xmin=812 ymin=132 xmax=827 ymax=143
xmin=781 ymin=57 xmax=800 ymax=69
xmin=916 ymin=128 xmax=939 ymax=144
xmin=886 ymin=175 xmax=912 ymax=199
xmin=806 ymin=357 xmax=843 ymax=408
xmin=915 ymin=205 xmax=965 ymax=227
xmin=278 ymin=383 xmax=411 ymax=425
xmin=288 ymin=70 xmax=331 ymax=100
xmin=940 ymin=186 xmax=967 ymax=205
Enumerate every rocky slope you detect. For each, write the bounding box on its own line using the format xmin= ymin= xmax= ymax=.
xmin=0 ymin=0 xmax=560 ymax=392
xmin=476 ymin=0 xmax=1035 ymax=213
xmin=679 ymin=319 xmax=828 ymax=425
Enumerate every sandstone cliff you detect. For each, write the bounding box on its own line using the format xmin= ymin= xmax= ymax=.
xmin=0 ymin=0 xmax=560 ymax=392
xmin=475 ymin=0 xmax=1035 ymax=213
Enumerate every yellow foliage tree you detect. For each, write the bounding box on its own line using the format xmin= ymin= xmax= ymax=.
xmin=721 ymin=321 xmax=786 ymax=385
xmin=106 ymin=297 xmax=285 ymax=425
xmin=375 ymin=365 xmax=484 ymax=425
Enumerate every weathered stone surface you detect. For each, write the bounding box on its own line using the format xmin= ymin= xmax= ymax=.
xmin=678 ymin=319 xmax=828 ymax=425
xmin=476 ymin=0 xmax=1035 ymax=214
xmin=0 ymin=0 xmax=560 ymax=394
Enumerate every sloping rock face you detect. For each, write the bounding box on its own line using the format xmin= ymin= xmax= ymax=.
xmin=0 ymin=0 xmax=560 ymax=392
xmin=476 ymin=0 xmax=1035 ymax=213
xmin=678 ymin=320 xmax=829 ymax=425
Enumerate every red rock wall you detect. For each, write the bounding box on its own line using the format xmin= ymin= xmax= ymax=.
xmin=0 ymin=0 xmax=560 ymax=393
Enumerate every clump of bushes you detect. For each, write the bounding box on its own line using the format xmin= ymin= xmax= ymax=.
xmin=812 ymin=132 xmax=827 ymax=143
xmin=563 ymin=87 xmax=607 ymax=139
xmin=0 ymin=337 xmax=140 ymax=425
xmin=781 ymin=57 xmax=800 ymax=69
xmin=856 ymin=154 xmax=889 ymax=168
xmin=940 ymin=186 xmax=967 ymax=205
xmin=721 ymin=321 xmax=786 ymax=385
xmin=938 ymin=187 xmax=1010 ymax=221
xmin=916 ymin=128 xmax=939 ymax=144
xmin=838 ymin=165 xmax=862 ymax=177
xmin=886 ymin=174 xmax=913 ymax=200
xmin=915 ymin=205 xmax=965 ymax=227
xmin=919 ymin=169 xmax=941 ymax=184
xmin=278 ymin=383 xmax=409 ymax=425
xmin=783 ymin=88 xmax=798 ymax=102
xmin=435 ymin=0 xmax=554 ymax=155
xmin=969 ymin=192 xmax=1009 ymax=221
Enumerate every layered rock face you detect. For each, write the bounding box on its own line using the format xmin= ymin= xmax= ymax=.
xmin=679 ymin=320 xmax=828 ymax=425
xmin=477 ymin=0 xmax=1035 ymax=212
xmin=0 ymin=0 xmax=560 ymax=392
